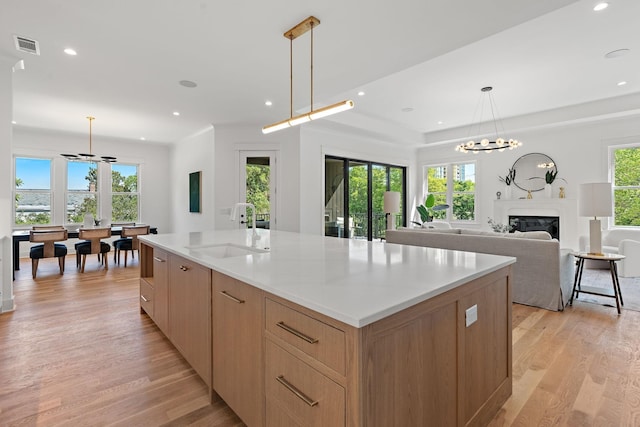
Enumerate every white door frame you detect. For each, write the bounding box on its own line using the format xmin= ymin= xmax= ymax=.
xmin=239 ymin=150 xmax=278 ymax=230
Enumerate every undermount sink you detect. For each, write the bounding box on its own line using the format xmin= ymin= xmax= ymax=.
xmin=185 ymin=243 xmax=268 ymax=259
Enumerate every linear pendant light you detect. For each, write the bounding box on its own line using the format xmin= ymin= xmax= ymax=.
xmin=262 ymin=16 xmax=354 ymax=134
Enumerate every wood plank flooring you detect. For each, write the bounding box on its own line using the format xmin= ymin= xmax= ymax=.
xmin=1 ymin=257 xmax=243 ymax=427
xmin=3 ymin=257 xmax=640 ymax=426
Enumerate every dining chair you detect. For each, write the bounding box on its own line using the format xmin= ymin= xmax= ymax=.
xmin=76 ymin=228 xmax=112 ymax=272
xmin=29 ymin=229 xmax=68 ymax=278
xmin=112 ymin=225 xmax=150 ymax=267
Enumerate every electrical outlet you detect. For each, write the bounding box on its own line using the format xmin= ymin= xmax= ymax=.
xmin=465 ymin=304 xmax=478 ymax=327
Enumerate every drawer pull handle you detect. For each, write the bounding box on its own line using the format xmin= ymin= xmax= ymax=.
xmin=179 ymin=265 xmax=189 ymax=271
xmin=220 ymin=291 xmax=245 ymax=304
xmin=140 ymin=295 xmax=150 ymax=302
xmin=276 ymin=321 xmax=318 ymax=344
xmin=153 ymin=256 xmax=165 ymax=262
xmin=276 ymin=375 xmax=318 ymax=407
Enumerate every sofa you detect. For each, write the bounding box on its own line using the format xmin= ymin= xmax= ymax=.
xmin=579 ymin=229 xmax=640 ymax=277
xmin=386 ymin=228 xmax=575 ymax=311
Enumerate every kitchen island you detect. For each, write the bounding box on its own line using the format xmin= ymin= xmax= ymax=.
xmin=139 ymin=229 xmax=515 ymax=427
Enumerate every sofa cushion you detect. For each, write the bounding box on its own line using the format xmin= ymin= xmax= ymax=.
xmin=459 ymin=229 xmax=505 ymax=237
xmin=509 ymin=230 xmax=553 ymax=240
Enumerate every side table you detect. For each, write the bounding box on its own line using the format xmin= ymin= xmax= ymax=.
xmin=569 ymin=252 xmax=626 ymax=314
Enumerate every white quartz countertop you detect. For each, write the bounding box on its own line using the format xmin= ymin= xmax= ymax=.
xmin=139 ymin=229 xmax=515 ymax=328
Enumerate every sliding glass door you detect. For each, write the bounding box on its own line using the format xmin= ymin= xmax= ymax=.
xmin=325 ymin=156 xmax=406 ymax=241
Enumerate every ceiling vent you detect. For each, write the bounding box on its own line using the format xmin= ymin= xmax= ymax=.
xmin=14 ymin=35 xmax=40 ymax=55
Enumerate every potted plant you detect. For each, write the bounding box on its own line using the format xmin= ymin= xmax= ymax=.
xmin=544 ymin=169 xmax=558 ymax=198
xmin=498 ymin=168 xmax=516 ymax=199
xmin=412 ymin=194 xmax=449 ymax=227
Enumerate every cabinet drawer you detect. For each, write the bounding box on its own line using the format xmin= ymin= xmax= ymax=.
xmin=140 ymin=278 xmax=154 ymax=316
xmin=265 ymin=340 xmax=345 ymax=427
xmin=265 ymin=298 xmax=346 ymax=375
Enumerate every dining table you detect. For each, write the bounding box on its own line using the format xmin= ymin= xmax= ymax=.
xmin=12 ymin=225 xmax=158 ymax=277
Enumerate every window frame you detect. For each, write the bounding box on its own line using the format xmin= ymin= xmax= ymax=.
xmin=65 ymin=159 xmax=101 ymax=225
xmin=609 ymin=143 xmax=640 ymax=228
xmin=110 ymin=162 xmax=140 ymax=223
xmin=424 ymin=160 xmax=477 ymax=223
xmin=14 ymin=156 xmax=54 ymax=226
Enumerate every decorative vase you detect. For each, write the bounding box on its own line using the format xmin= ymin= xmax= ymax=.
xmin=544 ymin=183 xmax=552 ymax=198
xmin=504 ymin=185 xmax=512 ymax=200
xmin=559 ymin=187 xmax=566 ymax=198
xmin=527 ymin=190 xmax=533 ymax=199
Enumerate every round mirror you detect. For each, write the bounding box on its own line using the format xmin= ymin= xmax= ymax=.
xmin=512 ymin=153 xmax=557 ymax=192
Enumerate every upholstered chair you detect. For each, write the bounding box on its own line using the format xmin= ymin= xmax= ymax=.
xmin=112 ymin=225 xmax=150 ymax=267
xmin=76 ymin=228 xmax=112 ymax=272
xmin=579 ymin=229 xmax=640 ymax=277
xmin=29 ymin=229 xmax=68 ymax=278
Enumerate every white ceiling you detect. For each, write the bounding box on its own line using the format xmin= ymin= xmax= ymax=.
xmin=2 ymin=0 xmax=638 ymax=147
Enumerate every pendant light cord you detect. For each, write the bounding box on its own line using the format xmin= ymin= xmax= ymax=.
xmin=310 ymin=21 xmax=314 ymax=111
xmin=289 ymin=36 xmax=293 ymax=119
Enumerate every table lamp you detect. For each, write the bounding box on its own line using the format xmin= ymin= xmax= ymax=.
xmin=578 ymin=182 xmax=612 ymax=255
xmin=383 ymin=191 xmax=401 ymax=230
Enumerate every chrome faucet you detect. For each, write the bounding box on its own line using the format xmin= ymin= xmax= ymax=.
xmin=230 ymin=202 xmax=261 ymax=247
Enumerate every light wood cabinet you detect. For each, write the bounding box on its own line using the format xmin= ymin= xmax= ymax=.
xmin=212 ymin=272 xmax=264 ymax=427
xmin=141 ymin=242 xmax=512 ymax=427
xmin=168 ymin=254 xmax=212 ymax=388
xmin=152 ymin=248 xmax=169 ymax=335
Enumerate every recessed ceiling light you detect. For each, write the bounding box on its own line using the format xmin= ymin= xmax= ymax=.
xmin=358 ymin=91 xmax=365 ymax=96
xmin=605 ymin=49 xmax=630 ymax=59
xmin=593 ymin=2 xmax=609 ymax=11
xmin=437 ymin=121 xmax=443 ymax=125
xmin=617 ymin=81 xmax=628 ymax=86
xmin=140 ymin=137 xmax=146 ymax=140
xmin=401 ymin=107 xmax=413 ymax=113
xmin=63 ymin=48 xmax=77 ymax=56
xmin=179 ymin=80 xmax=197 ymax=88
xmin=173 ymin=111 xmax=180 ymax=116
xmin=11 ymin=120 xmax=17 ymax=124
xmin=265 ymin=100 xmax=273 ymax=106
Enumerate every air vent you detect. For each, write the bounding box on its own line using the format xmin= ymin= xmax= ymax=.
xmin=14 ymin=35 xmax=40 ymax=55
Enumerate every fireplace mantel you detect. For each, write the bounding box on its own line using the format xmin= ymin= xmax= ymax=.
xmin=493 ymin=198 xmax=578 ymax=249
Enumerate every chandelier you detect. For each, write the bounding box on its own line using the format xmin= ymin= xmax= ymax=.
xmin=61 ymin=116 xmax=117 ymax=163
xmin=454 ymin=87 xmax=522 ymax=154
xmin=262 ymin=16 xmax=354 ymax=134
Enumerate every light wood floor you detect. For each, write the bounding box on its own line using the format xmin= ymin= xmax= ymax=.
xmin=3 ymin=257 xmax=640 ymax=426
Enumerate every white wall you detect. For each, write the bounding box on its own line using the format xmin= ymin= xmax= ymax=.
xmin=299 ymin=124 xmax=417 ymax=235
xmin=212 ymin=124 xmax=300 ymax=232
xmin=169 ymin=126 xmax=215 ymax=234
xmin=417 ymin=115 xmax=640 ymax=247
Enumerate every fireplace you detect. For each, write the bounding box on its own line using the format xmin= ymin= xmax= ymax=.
xmin=509 ymin=215 xmax=560 ymax=240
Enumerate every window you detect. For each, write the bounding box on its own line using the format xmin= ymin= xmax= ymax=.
xmin=425 ymin=162 xmax=476 ymax=221
xmin=67 ymin=161 xmax=98 ymax=223
xmin=112 ymin=163 xmax=139 ymax=222
xmin=15 ymin=157 xmax=52 ymax=225
xmin=611 ymin=145 xmax=640 ymax=226
xmin=325 ymin=156 xmax=407 ymax=240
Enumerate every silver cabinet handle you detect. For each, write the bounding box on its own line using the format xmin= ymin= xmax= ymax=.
xmin=140 ymin=295 xmax=150 ymax=302
xmin=276 ymin=375 xmax=318 ymax=407
xmin=179 ymin=265 xmax=189 ymax=271
xmin=153 ymin=256 xmax=165 ymax=262
xmin=276 ymin=321 xmax=318 ymax=344
xmin=220 ymin=291 xmax=245 ymax=304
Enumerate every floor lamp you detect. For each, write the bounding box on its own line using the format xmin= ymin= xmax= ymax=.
xmin=578 ymin=182 xmax=612 ymax=256
xmin=384 ymin=191 xmax=401 ymax=230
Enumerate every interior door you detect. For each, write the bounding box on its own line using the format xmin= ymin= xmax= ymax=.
xmin=239 ymin=151 xmax=277 ymax=230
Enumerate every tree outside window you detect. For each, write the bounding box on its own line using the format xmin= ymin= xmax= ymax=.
xmin=612 ymin=146 xmax=640 ymax=226
xmin=425 ymin=162 xmax=476 ymax=221
xmin=112 ymin=163 xmax=139 ymax=223
xmin=67 ymin=161 xmax=98 ymax=223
